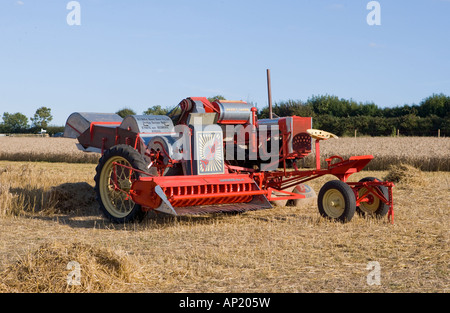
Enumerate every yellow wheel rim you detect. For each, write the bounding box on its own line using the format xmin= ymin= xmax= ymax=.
xmin=358 ymin=187 xmax=379 ymax=214
xmin=322 ymin=189 xmax=345 ymax=218
xmin=99 ymin=156 xmax=136 ymax=218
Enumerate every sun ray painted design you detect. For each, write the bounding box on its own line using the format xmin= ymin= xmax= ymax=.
xmin=195 ymin=131 xmax=225 ymax=175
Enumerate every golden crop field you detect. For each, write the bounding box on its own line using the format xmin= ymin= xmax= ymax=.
xmin=306 ymin=136 xmax=450 ymax=171
xmin=0 ymin=137 xmax=99 ymax=164
xmin=0 ymin=159 xmax=448 ymax=293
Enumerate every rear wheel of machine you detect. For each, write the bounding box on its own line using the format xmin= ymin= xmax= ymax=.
xmin=356 ymin=177 xmax=389 ymax=218
xmin=94 ymin=145 xmax=148 ymax=223
xmin=318 ymin=180 xmax=356 ymax=223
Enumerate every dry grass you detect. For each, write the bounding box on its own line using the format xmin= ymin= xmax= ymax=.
xmin=0 ymin=241 xmax=137 ymax=293
xmin=0 ymin=161 xmax=448 ymax=293
xmin=384 ymin=163 xmax=425 ymax=186
xmin=0 ymin=162 xmax=96 ymax=217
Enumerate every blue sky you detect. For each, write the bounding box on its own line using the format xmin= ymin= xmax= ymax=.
xmin=0 ymin=0 xmax=449 ymax=126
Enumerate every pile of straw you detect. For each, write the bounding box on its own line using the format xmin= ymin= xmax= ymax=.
xmin=0 ymin=241 xmax=136 ymax=293
xmin=383 ymin=163 xmax=424 ymax=185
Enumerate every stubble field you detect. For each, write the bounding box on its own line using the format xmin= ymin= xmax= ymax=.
xmin=0 ymin=136 xmax=449 ymax=293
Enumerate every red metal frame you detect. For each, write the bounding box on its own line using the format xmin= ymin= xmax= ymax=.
xmin=89 ymin=121 xmax=122 ymax=141
xmin=347 ymin=180 xmax=395 ymax=224
xmin=131 ymin=173 xmax=265 ymax=209
xmin=110 ymin=149 xmax=395 ymax=223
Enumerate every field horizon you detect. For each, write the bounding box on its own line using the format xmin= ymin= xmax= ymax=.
xmin=1 ymin=136 xmax=449 ymax=171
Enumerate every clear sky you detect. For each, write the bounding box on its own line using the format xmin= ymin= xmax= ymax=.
xmin=1 ymin=0 xmax=449 ymax=126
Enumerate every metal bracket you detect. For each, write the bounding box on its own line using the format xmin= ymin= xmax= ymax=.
xmin=154 ymin=185 xmax=178 ymax=216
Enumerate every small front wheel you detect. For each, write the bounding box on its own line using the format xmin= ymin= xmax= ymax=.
xmin=318 ymin=180 xmax=356 ymax=223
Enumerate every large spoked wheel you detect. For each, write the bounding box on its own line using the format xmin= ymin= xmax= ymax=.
xmin=318 ymin=180 xmax=356 ymax=223
xmin=94 ymin=145 xmax=148 ymax=223
xmin=356 ymin=177 xmax=389 ymax=218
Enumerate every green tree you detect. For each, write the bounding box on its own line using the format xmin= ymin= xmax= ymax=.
xmin=2 ymin=112 xmax=29 ymax=133
xmin=116 ymin=108 xmax=136 ymax=118
xmin=308 ymin=94 xmax=350 ymax=117
xmin=31 ymin=106 xmax=53 ymax=129
xmin=418 ymin=93 xmax=450 ymax=118
xmin=143 ymin=105 xmax=169 ymax=116
xmin=399 ymin=114 xmax=419 ymax=135
xmin=258 ymin=100 xmax=314 ymax=119
xmin=359 ymin=102 xmax=382 ymax=117
xmin=207 ymin=95 xmax=226 ymax=103
xmin=308 ymin=94 xmax=336 ymax=116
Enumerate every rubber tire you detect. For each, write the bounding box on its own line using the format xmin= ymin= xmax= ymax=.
xmin=356 ymin=177 xmax=389 ymax=218
xmin=94 ymin=145 xmax=148 ymax=224
xmin=318 ymin=180 xmax=356 ymax=223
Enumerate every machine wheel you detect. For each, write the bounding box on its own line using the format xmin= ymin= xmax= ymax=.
xmin=356 ymin=177 xmax=389 ymax=218
xmin=318 ymin=180 xmax=356 ymax=223
xmin=94 ymin=145 xmax=149 ymax=223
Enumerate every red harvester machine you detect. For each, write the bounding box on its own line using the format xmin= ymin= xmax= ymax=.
xmin=64 ymin=97 xmax=394 ymax=224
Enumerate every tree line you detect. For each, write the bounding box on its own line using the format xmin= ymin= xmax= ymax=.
xmin=258 ymin=93 xmax=449 ymax=137
xmin=0 ymin=107 xmax=63 ymax=136
xmin=1 ymin=94 xmax=448 ymax=137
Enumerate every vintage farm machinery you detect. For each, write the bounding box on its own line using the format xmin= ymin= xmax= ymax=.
xmin=64 ymin=97 xmax=394 ymax=224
